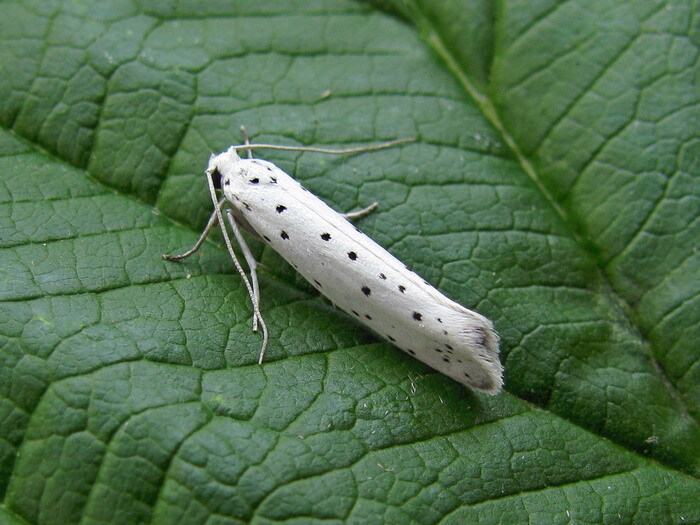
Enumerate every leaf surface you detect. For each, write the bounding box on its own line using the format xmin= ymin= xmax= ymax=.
xmin=1 ymin=0 xmax=698 ymax=523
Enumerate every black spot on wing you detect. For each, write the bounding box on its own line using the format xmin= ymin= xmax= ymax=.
xmin=276 ymin=205 xmax=286 ymax=213
xmin=412 ymin=312 xmax=422 ymax=321
xmin=321 ymin=233 xmax=331 ymax=241
xmin=348 ymin=251 xmax=357 ymax=260
xmin=361 ymin=286 xmax=371 ymax=296
xmin=474 ymin=328 xmax=487 ymax=346
xmin=280 ymin=231 xmax=289 ymax=240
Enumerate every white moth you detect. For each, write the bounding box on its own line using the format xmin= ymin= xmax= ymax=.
xmin=165 ymin=128 xmax=503 ymax=394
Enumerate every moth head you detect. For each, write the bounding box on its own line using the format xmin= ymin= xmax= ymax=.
xmin=206 ymin=147 xmax=242 ymax=189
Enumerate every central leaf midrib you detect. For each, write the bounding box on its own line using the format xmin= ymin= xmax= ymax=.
xmin=405 ymin=1 xmax=694 ymax=448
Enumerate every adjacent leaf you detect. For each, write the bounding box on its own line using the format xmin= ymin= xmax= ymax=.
xmin=1 ymin=0 xmax=698 ymax=523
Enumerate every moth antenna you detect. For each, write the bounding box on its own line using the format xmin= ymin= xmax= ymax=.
xmin=228 ymin=137 xmax=415 ymax=155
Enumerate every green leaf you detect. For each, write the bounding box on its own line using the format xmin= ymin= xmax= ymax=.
xmin=1 ymin=0 xmax=698 ymax=523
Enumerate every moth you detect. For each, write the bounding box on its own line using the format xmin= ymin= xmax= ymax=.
xmin=165 ymin=128 xmax=502 ymax=394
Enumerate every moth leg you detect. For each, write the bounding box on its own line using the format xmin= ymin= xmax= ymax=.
xmin=203 ymin=170 xmax=268 ymax=363
xmin=225 ymin=210 xmax=269 ymax=364
xmin=163 ymin=198 xmax=226 ymax=260
xmin=239 ymin=125 xmax=253 ymax=159
xmin=226 ymin=209 xmax=260 ymax=319
xmin=343 ymin=201 xmax=379 ymax=220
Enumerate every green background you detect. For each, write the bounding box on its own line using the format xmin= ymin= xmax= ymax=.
xmin=1 ymin=0 xmax=698 ymax=523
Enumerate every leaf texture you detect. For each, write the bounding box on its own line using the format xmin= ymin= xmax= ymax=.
xmin=0 ymin=0 xmax=698 ymax=523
